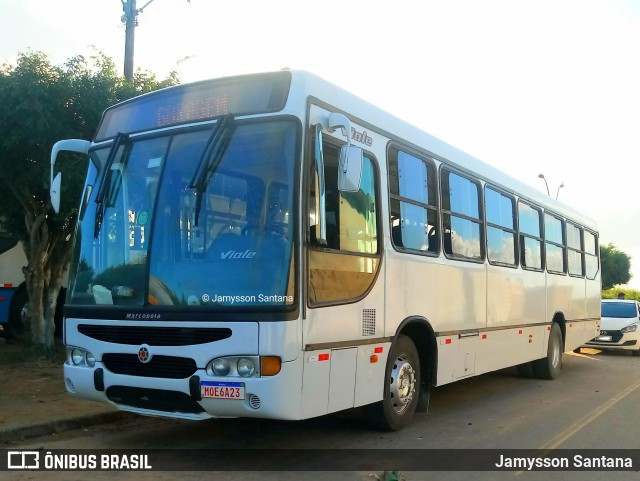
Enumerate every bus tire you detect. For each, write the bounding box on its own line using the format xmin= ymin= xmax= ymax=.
xmin=366 ymin=334 xmax=420 ymax=431
xmin=533 ymin=323 xmax=563 ymax=380
xmin=7 ymin=286 xmax=29 ymax=341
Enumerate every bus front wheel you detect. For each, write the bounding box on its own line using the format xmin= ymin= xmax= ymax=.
xmin=366 ymin=334 xmax=421 ymax=431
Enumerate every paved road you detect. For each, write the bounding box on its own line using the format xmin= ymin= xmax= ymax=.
xmin=7 ymin=348 xmax=640 ymax=481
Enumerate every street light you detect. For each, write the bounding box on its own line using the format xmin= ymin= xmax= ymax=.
xmin=556 ymin=182 xmax=565 ymax=200
xmin=538 ymin=173 xmax=550 ymax=196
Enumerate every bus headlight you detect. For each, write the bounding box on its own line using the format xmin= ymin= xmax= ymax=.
xmin=237 ymin=358 xmax=255 ymax=377
xmin=205 ymin=356 xmax=261 ymax=377
xmin=621 ymin=323 xmax=638 ymax=333
xmin=67 ymin=347 xmax=96 ymax=367
xmin=207 ymin=358 xmax=231 ymax=376
xmin=71 ymin=349 xmax=84 ymax=365
xmin=85 ymin=351 xmax=96 ymax=367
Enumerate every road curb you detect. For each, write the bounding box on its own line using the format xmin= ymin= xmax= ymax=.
xmin=0 ymin=411 xmax=128 ymax=443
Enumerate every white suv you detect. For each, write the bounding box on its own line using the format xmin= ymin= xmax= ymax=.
xmin=585 ymin=299 xmax=640 ymax=356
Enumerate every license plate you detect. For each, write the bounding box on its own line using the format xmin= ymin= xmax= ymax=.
xmin=201 ymin=381 xmax=245 ymax=400
xmin=595 ymin=335 xmax=612 ymax=342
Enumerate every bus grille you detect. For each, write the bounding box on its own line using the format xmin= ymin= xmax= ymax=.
xmin=78 ymin=325 xmax=232 ymax=346
xmin=106 ymin=386 xmax=205 ymax=414
xmin=102 ymin=354 xmax=197 ymax=379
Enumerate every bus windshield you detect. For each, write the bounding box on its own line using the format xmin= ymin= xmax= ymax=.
xmin=68 ymin=119 xmax=298 ymax=310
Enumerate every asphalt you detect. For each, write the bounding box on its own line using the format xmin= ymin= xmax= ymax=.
xmin=0 ymin=337 xmax=127 ymax=444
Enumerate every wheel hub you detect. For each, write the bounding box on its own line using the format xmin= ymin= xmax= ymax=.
xmin=389 ymin=356 xmax=416 ymax=413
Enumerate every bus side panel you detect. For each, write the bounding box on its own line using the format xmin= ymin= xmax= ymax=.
xmin=546 ymin=273 xmax=582 ymax=322
xmin=547 ymin=273 xmax=594 ymax=350
xmin=475 ymin=325 xmax=546 ymax=374
xmin=384 ymin=251 xmax=487 ymax=335
xmin=486 ymin=266 xmax=546 ymax=330
xmin=435 ymin=335 xmax=458 ymax=386
xmin=353 ymin=342 xmax=390 ymax=407
xmin=586 ymin=273 xmax=601 ymax=322
xmin=301 ymin=350 xmax=331 ymax=418
xmin=328 ymin=347 xmax=357 ymax=412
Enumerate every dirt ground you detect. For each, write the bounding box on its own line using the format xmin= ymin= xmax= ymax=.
xmin=0 ymin=336 xmax=117 ymax=440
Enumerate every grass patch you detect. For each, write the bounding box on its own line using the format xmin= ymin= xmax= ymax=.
xmin=603 ymin=287 xmax=640 ymax=300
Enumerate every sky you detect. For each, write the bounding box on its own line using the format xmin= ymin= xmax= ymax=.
xmin=2 ymin=0 xmax=640 ymax=287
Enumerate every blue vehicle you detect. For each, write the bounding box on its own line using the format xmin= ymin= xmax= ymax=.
xmin=0 ymin=235 xmax=29 ymax=338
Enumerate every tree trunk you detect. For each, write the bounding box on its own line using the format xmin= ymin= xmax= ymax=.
xmin=15 ymin=185 xmax=76 ymax=349
xmin=22 ymin=211 xmax=50 ymax=347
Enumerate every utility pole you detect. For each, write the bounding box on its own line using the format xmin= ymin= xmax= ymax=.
xmin=121 ymin=0 xmax=188 ymax=81
xmin=123 ymin=0 xmax=137 ymax=82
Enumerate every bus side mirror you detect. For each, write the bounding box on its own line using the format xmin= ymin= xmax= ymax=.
xmin=51 ymin=173 xmax=62 ymax=214
xmin=338 ymin=145 xmax=363 ymax=192
xmin=327 ymin=113 xmax=363 ymax=193
xmin=50 ymin=139 xmax=90 ymax=214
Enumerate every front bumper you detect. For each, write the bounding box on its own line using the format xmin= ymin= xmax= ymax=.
xmin=63 ymin=355 xmax=303 ymax=421
xmin=585 ymin=330 xmax=640 ymax=352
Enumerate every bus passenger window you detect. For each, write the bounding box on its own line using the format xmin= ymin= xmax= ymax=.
xmin=441 ymin=169 xmax=483 ymax=261
xmin=584 ymin=231 xmax=599 ymax=279
xmin=388 ymin=148 xmax=438 ymax=254
xmin=485 ymin=187 xmax=516 ymax=266
xmin=567 ymin=223 xmax=584 ymax=277
xmin=545 ymin=213 xmax=566 ymax=274
xmin=518 ymin=201 xmax=543 ymax=270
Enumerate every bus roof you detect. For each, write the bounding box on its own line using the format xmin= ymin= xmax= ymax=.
xmin=95 ymin=70 xmax=597 ymax=231
xmin=287 ymin=70 xmax=597 ymax=231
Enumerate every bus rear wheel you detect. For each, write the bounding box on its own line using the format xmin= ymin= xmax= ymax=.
xmin=532 ymin=323 xmax=563 ymax=380
xmin=366 ymin=334 xmax=421 ymax=431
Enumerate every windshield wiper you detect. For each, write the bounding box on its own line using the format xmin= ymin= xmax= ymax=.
xmin=94 ymin=132 xmax=129 ymax=238
xmin=189 ymin=113 xmax=235 ymax=227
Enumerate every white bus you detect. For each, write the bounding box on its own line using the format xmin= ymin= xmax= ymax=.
xmin=51 ymin=71 xmax=600 ymax=430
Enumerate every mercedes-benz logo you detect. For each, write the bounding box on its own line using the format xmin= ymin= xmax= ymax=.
xmin=138 ymin=344 xmax=152 ymax=364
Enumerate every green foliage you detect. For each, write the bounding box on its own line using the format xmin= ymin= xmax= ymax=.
xmin=0 ymin=50 xmax=180 ymax=346
xmin=0 ymin=50 xmax=180 ymax=240
xmin=602 ymin=287 xmax=640 ymax=301
xmin=600 ymin=243 xmax=632 ymax=291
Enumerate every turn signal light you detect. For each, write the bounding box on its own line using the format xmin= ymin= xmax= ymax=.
xmin=261 ymin=356 xmax=281 ymax=376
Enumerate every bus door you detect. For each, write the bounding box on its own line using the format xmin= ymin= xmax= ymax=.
xmin=301 ymin=106 xmax=385 ymax=417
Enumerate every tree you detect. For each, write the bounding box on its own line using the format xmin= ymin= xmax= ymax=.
xmin=0 ymin=50 xmax=179 ymax=348
xmin=600 ymin=243 xmax=632 ymax=291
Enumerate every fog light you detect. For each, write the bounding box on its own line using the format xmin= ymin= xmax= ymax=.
xmin=209 ymin=358 xmax=230 ymax=376
xmin=237 ymin=358 xmax=255 ymax=377
xmin=71 ymin=349 xmax=84 ymax=365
